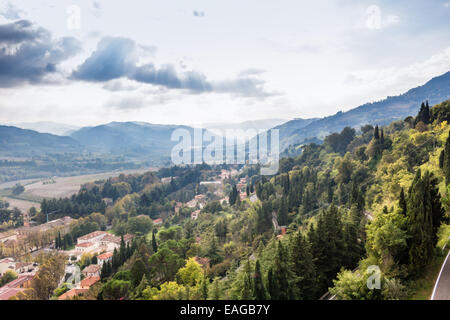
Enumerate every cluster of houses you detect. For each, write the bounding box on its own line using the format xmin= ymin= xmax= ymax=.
xmin=0 ymin=229 xmax=135 ymax=300
xmin=57 ymin=231 xmax=134 ymax=300
xmin=0 ymin=216 xmax=74 ymax=251
xmin=0 ymin=257 xmax=38 ymax=300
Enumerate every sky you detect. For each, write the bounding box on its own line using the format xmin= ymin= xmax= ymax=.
xmin=0 ymin=0 xmax=450 ymax=128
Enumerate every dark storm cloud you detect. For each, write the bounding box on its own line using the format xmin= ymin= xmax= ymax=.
xmin=0 ymin=20 xmax=81 ymax=87
xmin=71 ymin=37 xmax=136 ymax=82
xmin=72 ymin=37 xmax=277 ymax=98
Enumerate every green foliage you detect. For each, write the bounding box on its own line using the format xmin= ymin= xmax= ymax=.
xmin=127 ymin=215 xmax=153 ymax=236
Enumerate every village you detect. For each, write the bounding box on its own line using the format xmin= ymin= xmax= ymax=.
xmin=0 ymin=168 xmax=258 ymax=300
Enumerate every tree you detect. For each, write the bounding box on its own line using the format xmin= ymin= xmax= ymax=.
xmin=329 ymin=269 xmax=384 ymax=300
xmin=101 ymin=279 xmax=131 ymax=300
xmin=12 ymin=184 xmax=25 ymax=196
xmin=406 ymin=170 xmax=444 ymax=276
xmin=130 ymin=258 xmax=147 ymax=288
xmin=148 ymin=248 xmax=185 ymax=285
xmin=132 ymin=274 xmax=150 ymax=300
xmin=308 ymin=205 xmax=346 ymax=295
xmin=415 ymin=101 xmax=431 ymax=125
xmin=206 ymin=236 xmax=223 ymax=266
xmin=278 ymin=198 xmax=288 ymax=226
xmin=289 ymin=231 xmax=316 ymax=299
xmin=443 ymin=131 xmax=450 ymax=185
xmin=143 ymin=281 xmax=186 ymax=300
xmin=269 ymin=241 xmax=293 ymax=300
xmin=151 ymin=229 xmax=158 ymax=253
xmin=229 ymin=185 xmax=239 ymax=206
xmin=28 ymin=253 xmax=66 ymax=300
xmin=176 ymin=257 xmax=203 ymax=287
xmin=0 ymin=270 xmax=18 ymax=286
xmin=253 ymin=260 xmax=267 ymax=300
xmin=399 ymin=188 xmax=407 ymax=215
xmin=127 ymin=215 xmax=153 ymax=236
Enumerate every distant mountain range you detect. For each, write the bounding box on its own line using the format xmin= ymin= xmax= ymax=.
xmin=1 ymin=71 xmax=449 ymax=164
xmin=275 ymin=70 xmax=450 ymax=151
xmin=0 ymin=125 xmax=81 ymax=157
xmin=11 ymin=121 xmax=80 ymax=136
xmin=69 ymin=122 xmax=195 ymax=162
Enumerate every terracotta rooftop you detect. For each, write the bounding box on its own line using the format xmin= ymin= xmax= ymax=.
xmin=80 ymin=276 xmax=100 ymax=289
xmin=75 ymin=242 xmax=94 ymax=248
xmin=78 ymin=231 xmax=107 ymax=241
xmin=58 ymin=288 xmax=88 ymax=300
xmin=97 ymin=252 xmax=113 ymax=260
xmin=0 ymin=288 xmax=23 ymax=300
xmin=82 ymin=264 xmax=101 ymax=274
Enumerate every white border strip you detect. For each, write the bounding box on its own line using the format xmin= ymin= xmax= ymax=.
xmin=431 ymin=250 xmax=450 ymax=300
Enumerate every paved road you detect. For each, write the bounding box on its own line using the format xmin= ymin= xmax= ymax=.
xmin=431 ymin=250 xmax=450 ymax=300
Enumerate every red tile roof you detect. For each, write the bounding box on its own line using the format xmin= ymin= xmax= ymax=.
xmin=78 ymin=231 xmax=107 ymax=241
xmin=58 ymin=288 xmax=88 ymax=300
xmin=80 ymin=276 xmax=100 ymax=289
xmin=82 ymin=264 xmax=101 ymax=274
xmin=97 ymin=252 xmax=113 ymax=260
xmin=76 ymin=242 xmax=94 ymax=248
xmin=0 ymin=288 xmax=23 ymax=300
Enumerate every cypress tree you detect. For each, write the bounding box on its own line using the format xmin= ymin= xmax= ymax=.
xmin=406 ymin=169 xmax=443 ymax=276
xmin=374 ymin=125 xmax=380 ymax=140
xmin=289 ymin=231 xmax=316 ymax=299
xmin=267 ymin=267 xmax=279 ymax=300
xmin=151 ymin=229 xmax=158 ymax=253
xmin=241 ymin=260 xmax=253 ymax=299
xmin=253 ymin=260 xmax=267 ymax=300
xmin=278 ymin=198 xmax=288 ymax=226
xmin=399 ymin=188 xmax=407 ymax=215
xmin=439 ymin=149 xmax=445 ymax=169
xmin=443 ymin=131 xmax=450 ymax=185
xmin=272 ymin=241 xmax=293 ymax=300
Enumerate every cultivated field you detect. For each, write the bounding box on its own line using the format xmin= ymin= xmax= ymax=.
xmin=2 ymin=197 xmax=40 ymax=212
xmin=0 ymin=167 xmax=156 ymax=202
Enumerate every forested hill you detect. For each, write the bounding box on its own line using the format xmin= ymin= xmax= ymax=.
xmin=277 ymin=71 xmax=450 ymax=150
xmin=21 ymin=99 xmax=450 ymax=301
xmin=0 ymin=125 xmax=82 ymax=156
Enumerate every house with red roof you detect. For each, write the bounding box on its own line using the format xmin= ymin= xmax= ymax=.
xmin=58 ymin=288 xmax=88 ymax=300
xmin=80 ymin=276 xmax=100 ymax=289
xmin=97 ymin=252 xmax=113 ymax=266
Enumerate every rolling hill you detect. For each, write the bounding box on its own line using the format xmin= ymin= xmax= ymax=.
xmin=0 ymin=125 xmax=82 ymax=157
xmin=69 ymin=122 xmax=197 ymax=162
xmin=276 ymin=71 xmax=450 ymax=151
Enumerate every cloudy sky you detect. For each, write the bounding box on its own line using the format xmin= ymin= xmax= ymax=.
xmin=0 ymin=0 xmax=450 ymax=128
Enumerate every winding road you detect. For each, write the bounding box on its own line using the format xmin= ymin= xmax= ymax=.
xmin=431 ymin=250 xmax=450 ymax=300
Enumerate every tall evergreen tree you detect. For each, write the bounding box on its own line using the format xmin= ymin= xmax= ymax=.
xmin=151 ymin=229 xmax=158 ymax=253
xmin=374 ymin=125 xmax=380 ymax=140
xmin=399 ymin=188 xmax=407 ymax=215
xmin=443 ymin=131 xmax=450 ymax=185
xmin=278 ymin=198 xmax=288 ymax=226
xmin=308 ymin=205 xmax=346 ymax=295
xmin=289 ymin=231 xmax=316 ymax=299
xmin=253 ymin=260 xmax=267 ymax=300
xmin=406 ymin=169 xmax=444 ymax=276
